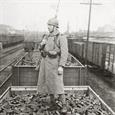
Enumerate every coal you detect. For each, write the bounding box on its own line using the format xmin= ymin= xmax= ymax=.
xmin=0 ymin=91 xmax=112 ymax=115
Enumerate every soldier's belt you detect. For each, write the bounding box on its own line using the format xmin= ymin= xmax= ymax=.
xmin=41 ymin=51 xmax=59 ymax=58
xmin=47 ymin=52 xmax=58 ymax=58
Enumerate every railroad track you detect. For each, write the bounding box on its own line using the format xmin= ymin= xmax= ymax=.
xmin=0 ymin=44 xmax=23 ymax=59
xmin=0 ymin=52 xmax=27 ymax=95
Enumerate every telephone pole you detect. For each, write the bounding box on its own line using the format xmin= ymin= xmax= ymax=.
xmin=67 ymin=21 xmax=70 ymax=34
xmin=80 ymin=0 xmax=102 ymax=66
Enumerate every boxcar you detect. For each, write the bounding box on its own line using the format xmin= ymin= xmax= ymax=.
xmin=72 ymin=42 xmax=85 ymax=61
xmin=0 ymin=42 xmax=3 ymax=50
xmin=104 ymin=43 xmax=115 ymax=74
xmin=69 ymin=38 xmax=115 ymax=76
xmin=23 ymin=41 xmax=35 ymax=52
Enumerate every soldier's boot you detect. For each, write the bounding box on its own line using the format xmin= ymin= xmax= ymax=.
xmin=58 ymin=94 xmax=67 ymax=114
xmin=48 ymin=94 xmax=57 ymax=111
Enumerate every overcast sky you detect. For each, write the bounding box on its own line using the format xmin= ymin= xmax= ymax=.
xmin=0 ymin=0 xmax=115 ymax=32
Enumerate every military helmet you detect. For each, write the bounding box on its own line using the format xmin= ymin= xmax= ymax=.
xmin=47 ymin=17 xmax=59 ymax=28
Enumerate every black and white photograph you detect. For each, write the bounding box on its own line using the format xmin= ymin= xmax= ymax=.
xmin=0 ymin=0 xmax=115 ymax=114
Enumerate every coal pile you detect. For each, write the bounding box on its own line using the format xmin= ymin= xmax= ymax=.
xmin=65 ymin=61 xmax=79 ymax=67
xmin=65 ymin=54 xmax=80 ymax=67
xmin=20 ymin=53 xmax=80 ymax=67
xmin=0 ymin=91 xmax=112 ymax=115
xmin=20 ymin=52 xmax=41 ymax=66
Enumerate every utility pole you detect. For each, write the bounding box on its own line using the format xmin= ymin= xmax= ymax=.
xmin=67 ymin=21 xmax=70 ymax=34
xmin=55 ymin=0 xmax=61 ymax=18
xmin=80 ymin=0 xmax=102 ymax=66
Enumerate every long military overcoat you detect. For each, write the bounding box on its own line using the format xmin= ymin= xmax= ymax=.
xmin=37 ymin=31 xmax=68 ymax=94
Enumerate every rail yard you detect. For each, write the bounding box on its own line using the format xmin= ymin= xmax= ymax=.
xmin=0 ymin=33 xmax=115 ymax=114
xmin=0 ymin=0 xmax=115 ymax=114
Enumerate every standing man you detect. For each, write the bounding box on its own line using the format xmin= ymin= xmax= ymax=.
xmin=37 ymin=17 xmax=68 ymax=112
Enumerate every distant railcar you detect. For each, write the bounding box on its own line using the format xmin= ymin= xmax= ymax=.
xmin=23 ymin=33 xmax=43 ymax=52
xmin=0 ymin=42 xmax=3 ymax=50
xmin=68 ymin=38 xmax=115 ymax=76
xmin=0 ymin=34 xmax=24 ymax=48
xmin=23 ymin=41 xmax=35 ymax=52
xmin=23 ymin=40 xmax=41 ymax=52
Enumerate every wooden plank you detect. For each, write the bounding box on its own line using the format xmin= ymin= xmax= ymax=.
xmin=89 ymin=87 xmax=115 ymax=115
xmin=10 ymin=86 xmax=89 ymax=92
xmin=0 ymin=87 xmax=11 ymax=103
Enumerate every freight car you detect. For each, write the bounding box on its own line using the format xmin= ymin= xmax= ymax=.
xmin=23 ymin=41 xmax=35 ymax=52
xmin=23 ymin=34 xmax=42 ymax=52
xmin=0 ymin=34 xmax=24 ymax=48
xmin=0 ymin=86 xmax=115 ymax=115
xmin=12 ymin=52 xmax=86 ymax=86
xmin=0 ymin=42 xmax=3 ymax=50
xmin=68 ymin=38 xmax=115 ymax=76
xmin=23 ymin=40 xmax=41 ymax=52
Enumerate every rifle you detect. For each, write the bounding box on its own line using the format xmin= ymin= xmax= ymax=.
xmin=35 ymin=54 xmax=42 ymax=71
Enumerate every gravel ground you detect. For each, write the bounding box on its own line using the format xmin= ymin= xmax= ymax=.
xmin=86 ymin=69 xmax=115 ymax=112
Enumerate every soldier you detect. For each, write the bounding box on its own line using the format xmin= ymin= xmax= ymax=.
xmin=37 ymin=17 xmax=68 ymax=112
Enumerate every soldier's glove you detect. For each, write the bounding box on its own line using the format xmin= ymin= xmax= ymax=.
xmin=41 ymin=39 xmax=46 ymax=45
xmin=39 ymin=39 xmax=46 ymax=51
xmin=58 ymin=66 xmax=63 ymax=75
xmin=35 ymin=65 xmax=39 ymax=71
